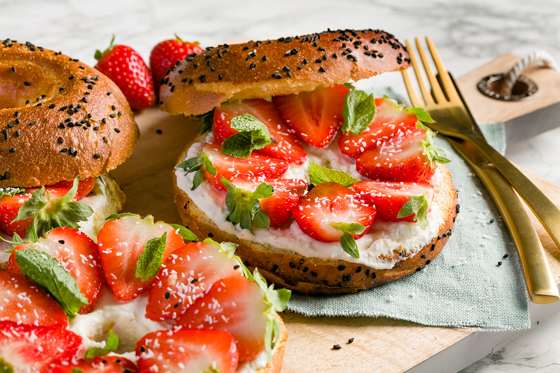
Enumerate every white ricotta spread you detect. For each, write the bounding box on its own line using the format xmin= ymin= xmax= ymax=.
xmin=176 ymin=134 xmax=445 ymax=269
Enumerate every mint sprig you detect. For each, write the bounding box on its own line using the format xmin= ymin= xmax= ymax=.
xmin=221 ymin=114 xmax=272 ymax=159
xmin=309 ymin=162 xmax=359 ymax=187
xmin=15 ymin=248 xmax=88 ymax=318
xmin=398 ymin=195 xmax=430 ymax=229
xmin=330 ymin=222 xmax=366 ymax=258
xmin=417 ymin=123 xmax=451 ymax=168
xmin=135 ymin=232 xmax=168 ymax=282
xmin=194 ymin=109 xmax=215 ymax=135
xmin=168 ymin=223 xmax=197 ymax=242
xmin=0 ymin=187 xmax=25 ymax=200
xmin=176 ymin=152 xmax=217 ymax=190
xmin=84 ymin=329 xmax=119 ymax=359
xmin=341 ymin=90 xmax=376 ymax=135
xmin=12 ymin=177 xmax=93 ymax=242
xmin=405 ymin=107 xmax=434 ymax=123
xmin=221 ymin=178 xmax=272 ymax=230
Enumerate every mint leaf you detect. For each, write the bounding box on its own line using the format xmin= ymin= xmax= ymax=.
xmin=84 ymin=329 xmax=119 ymax=359
xmin=343 ymin=82 xmax=356 ymax=90
xmin=72 ymin=369 xmax=84 ymax=373
xmin=222 ymin=178 xmax=272 ymax=230
xmin=309 ymin=162 xmax=358 ymax=187
xmin=176 ymin=152 xmax=217 ymax=190
xmin=194 ymin=109 xmax=214 ymax=135
xmin=330 ymin=222 xmax=366 ymax=258
xmin=15 ymin=248 xmax=88 ymax=318
xmin=398 ymin=195 xmax=430 ymax=229
xmin=168 ymin=224 xmax=197 ymax=242
xmin=342 ymin=90 xmax=376 ymax=135
xmin=135 ymin=232 xmax=168 ymax=282
xmin=0 ymin=187 xmax=25 ymax=200
xmin=330 ymin=222 xmax=367 ymax=235
xmin=219 ymin=241 xmax=237 ymax=257
xmin=222 ymin=114 xmax=272 ymax=159
xmin=12 ymin=177 xmax=93 ymax=242
xmin=419 ymin=125 xmax=451 ymax=168
xmin=405 ymin=107 xmax=434 ymax=123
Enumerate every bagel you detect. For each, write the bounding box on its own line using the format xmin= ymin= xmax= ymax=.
xmin=0 ymin=39 xmax=139 ymax=189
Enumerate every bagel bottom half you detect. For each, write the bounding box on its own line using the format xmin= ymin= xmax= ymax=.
xmin=174 ymin=150 xmax=458 ymax=296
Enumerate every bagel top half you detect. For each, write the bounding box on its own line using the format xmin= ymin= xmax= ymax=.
xmin=0 ymin=39 xmax=139 ymax=188
xmin=160 ymin=29 xmax=411 ymax=116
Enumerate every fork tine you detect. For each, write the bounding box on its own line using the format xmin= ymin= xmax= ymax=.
xmin=414 ymin=38 xmax=447 ymax=104
xmin=425 ymin=37 xmax=461 ymax=102
xmin=405 ymin=39 xmax=434 ymax=106
xmin=401 ymin=69 xmax=423 ymax=108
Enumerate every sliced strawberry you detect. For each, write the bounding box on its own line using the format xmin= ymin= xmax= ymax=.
xmin=214 ymin=99 xmax=307 ymax=164
xmin=355 ymin=127 xmax=436 ymax=182
xmin=146 ymin=241 xmax=243 ymax=321
xmin=7 ymin=227 xmax=103 ymax=314
xmin=97 ymin=215 xmax=185 ymax=303
xmin=51 ymin=177 xmax=96 ymax=199
xmin=273 ymin=85 xmax=350 ymax=148
xmin=353 ymin=180 xmax=435 ymax=222
xmin=0 ymin=321 xmax=82 ymax=372
xmin=175 ymin=275 xmax=268 ymax=362
xmin=0 ymin=271 xmax=68 ymax=328
xmin=292 ymin=182 xmax=377 ymax=242
xmin=50 ymin=356 xmax=138 ymax=373
xmin=338 ymin=98 xmax=419 ymax=158
xmin=136 ymin=329 xmax=238 ymax=373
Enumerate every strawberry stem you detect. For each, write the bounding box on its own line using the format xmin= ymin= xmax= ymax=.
xmin=94 ymin=34 xmax=116 ymax=61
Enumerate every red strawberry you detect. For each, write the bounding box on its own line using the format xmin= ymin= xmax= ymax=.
xmin=8 ymin=227 xmax=103 ymax=314
xmin=213 ymin=99 xmax=307 ymax=164
xmin=292 ymin=182 xmax=377 ymax=242
xmin=52 ymin=177 xmax=96 ymax=199
xmin=136 ymin=329 xmax=238 ymax=373
xmin=355 ymin=126 xmax=437 ymax=182
xmin=97 ymin=215 xmax=185 ymax=302
xmin=0 ymin=321 xmax=82 ymax=372
xmin=338 ymin=98 xmax=419 ymax=158
xmin=0 ymin=271 xmax=68 ymax=328
xmin=175 ymin=275 xmax=268 ymax=362
xmin=353 ymin=180 xmax=435 ymax=222
xmin=50 ymin=356 xmax=138 ymax=373
xmin=272 ymin=85 xmax=350 ymax=148
xmin=146 ymin=241 xmax=242 ymax=321
xmin=94 ymin=36 xmax=155 ymax=110
xmin=150 ymin=35 xmax=203 ymax=96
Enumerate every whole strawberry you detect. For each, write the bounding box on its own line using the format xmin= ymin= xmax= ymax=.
xmin=150 ymin=34 xmax=203 ymax=96
xmin=94 ymin=35 xmax=155 ymax=111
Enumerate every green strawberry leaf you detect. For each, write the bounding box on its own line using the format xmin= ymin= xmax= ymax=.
xmin=176 ymin=152 xmax=217 ymax=190
xmin=341 ymin=90 xmax=376 ymax=135
xmin=398 ymin=195 xmax=430 ymax=229
xmin=0 ymin=232 xmax=28 ymax=249
xmin=405 ymin=107 xmax=434 ymax=123
xmin=135 ymin=232 xmax=168 ymax=282
xmin=94 ymin=34 xmax=116 ymax=61
xmin=15 ymin=248 xmax=88 ymax=318
xmin=11 ymin=177 xmax=93 ymax=242
xmin=194 ymin=109 xmax=214 ymax=135
xmin=222 ymin=178 xmax=272 ymax=230
xmin=0 ymin=187 xmax=25 ymax=200
xmin=331 ymin=222 xmax=366 ymax=258
xmin=222 ymin=114 xmax=272 ymax=159
xmin=168 ymin=224 xmax=197 ymax=242
xmin=84 ymin=329 xmax=119 ymax=359
xmin=309 ymin=162 xmax=359 ymax=187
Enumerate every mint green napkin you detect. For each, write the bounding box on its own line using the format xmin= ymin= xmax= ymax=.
xmin=286 ymin=88 xmax=530 ymax=331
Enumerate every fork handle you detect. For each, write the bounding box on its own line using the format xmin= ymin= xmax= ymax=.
xmin=466 ymin=133 xmax=560 ymax=249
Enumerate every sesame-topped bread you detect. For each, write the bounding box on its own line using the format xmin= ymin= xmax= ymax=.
xmin=160 ymin=29 xmax=410 ymax=116
xmin=0 ymin=39 xmax=139 ymax=188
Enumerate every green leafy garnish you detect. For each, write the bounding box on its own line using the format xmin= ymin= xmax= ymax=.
xmin=309 ymin=162 xmax=359 ymax=187
xmin=0 ymin=357 xmax=13 ymax=373
xmin=343 ymin=82 xmax=356 ymax=90
xmin=221 ymin=178 xmax=272 ymax=230
xmin=417 ymin=122 xmax=451 ymax=168
xmin=195 ymin=109 xmax=215 ymax=135
xmin=168 ymin=224 xmax=197 ymax=242
xmin=0 ymin=187 xmax=25 ymax=200
xmin=221 ymin=114 xmax=272 ymax=159
xmin=398 ymin=195 xmax=430 ymax=229
xmin=0 ymin=232 xmax=27 ymax=249
xmin=330 ymin=222 xmax=366 ymax=258
xmin=11 ymin=177 xmax=94 ymax=242
xmin=135 ymin=232 xmax=168 ymax=282
xmin=405 ymin=107 xmax=434 ymax=123
xmin=341 ymin=89 xmax=376 ymax=135
xmin=105 ymin=213 xmax=138 ymax=221
xmin=72 ymin=369 xmax=84 ymax=373
xmin=84 ymin=329 xmax=119 ymax=359
xmin=176 ymin=152 xmax=217 ymax=190
xmin=15 ymin=248 xmax=88 ymax=318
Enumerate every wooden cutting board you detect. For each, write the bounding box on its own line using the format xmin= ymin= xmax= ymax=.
xmin=110 ymin=68 xmax=560 ymax=373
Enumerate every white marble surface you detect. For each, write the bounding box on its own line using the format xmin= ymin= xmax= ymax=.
xmin=1 ymin=0 xmax=560 ymax=371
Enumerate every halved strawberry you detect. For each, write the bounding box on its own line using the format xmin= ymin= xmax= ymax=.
xmin=356 ymin=126 xmax=439 ymax=182
xmin=0 ymin=321 xmax=82 ymax=372
xmin=214 ymin=99 xmax=307 ymax=164
xmin=51 ymin=177 xmax=96 ymax=199
xmin=7 ymin=227 xmax=103 ymax=314
xmin=50 ymin=356 xmax=139 ymax=373
xmin=146 ymin=241 xmax=242 ymax=321
xmin=338 ymin=98 xmax=419 ymax=158
xmin=273 ymin=85 xmax=350 ymax=148
xmin=136 ymin=329 xmax=238 ymax=373
xmin=97 ymin=215 xmax=185 ymax=303
xmin=292 ymin=182 xmax=376 ymax=242
xmin=174 ymin=275 xmax=268 ymax=362
xmin=0 ymin=271 xmax=68 ymax=328
xmin=353 ymin=180 xmax=435 ymax=222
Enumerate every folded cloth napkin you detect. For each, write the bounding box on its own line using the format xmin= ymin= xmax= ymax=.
xmin=286 ymin=88 xmax=530 ymax=331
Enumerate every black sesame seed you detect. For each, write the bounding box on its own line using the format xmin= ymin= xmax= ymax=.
xmin=140 ymin=346 xmax=147 ymax=352
xmin=199 ymin=74 xmax=205 ymax=83
xmin=342 ymin=274 xmax=351 ymax=282
xmin=249 ymin=62 xmax=256 ymax=69
xmin=174 ymin=302 xmax=181 ymax=308
xmin=111 ymin=105 xmax=116 ymax=111
xmin=338 ymin=265 xmax=346 ymax=271
xmin=426 ymin=259 xmax=431 ymax=265
xmin=114 ymin=128 xmax=121 ymax=133
xmin=262 ymin=56 xmax=268 ymax=62
xmin=272 ymin=264 xmax=278 ymax=272
xmin=287 ymin=71 xmax=293 ymax=77
xmin=289 ymin=262 xmax=296 ymax=268
xmin=318 ymin=67 xmax=326 ymax=73
xmin=302 ymin=59 xmax=308 ymax=64
xmin=191 ymin=278 xmax=198 ymax=284
xmin=57 ymin=137 xmax=64 ymax=144
xmin=333 ymin=345 xmax=342 ymax=350
xmin=94 ymin=153 xmax=101 ymax=159
xmin=431 ymin=243 xmax=436 ymax=251
xmin=107 ymin=92 xmax=112 ymax=95
xmin=296 ymin=65 xmax=303 ymax=70
xmin=233 ymin=265 xmax=240 ymax=270
xmin=93 ymin=126 xmax=100 ymax=131
xmin=311 ymin=271 xmax=318 ymax=277
xmin=371 ymin=272 xmax=376 ymax=279
xmin=156 ymin=129 xmax=162 ymax=134
xmin=315 ymin=58 xmax=322 ymax=63
xmin=421 ymin=254 xmax=426 ymax=259
xmin=303 ymin=267 xmax=309 ymax=272
xmin=69 ymin=75 xmax=75 ymax=80
xmin=348 ymin=338 xmax=354 ymax=344
xmin=489 ymin=219 xmax=495 ymax=224
xmin=24 ymin=81 xmax=31 ymax=86
xmin=109 ymin=113 xmax=116 ymax=118
xmin=503 ymin=253 xmax=509 ymax=259
xmin=497 ymin=261 xmax=502 ymax=267
xmin=243 ymin=261 xmax=250 ymax=267
xmin=356 ymin=267 xmax=362 ymax=273
xmin=9 ymin=148 xmax=16 ymax=153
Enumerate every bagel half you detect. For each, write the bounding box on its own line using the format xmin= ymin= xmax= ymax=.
xmin=0 ymin=39 xmax=139 ymax=188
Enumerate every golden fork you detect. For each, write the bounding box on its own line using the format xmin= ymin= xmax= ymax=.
xmin=402 ymin=37 xmax=559 ymax=303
